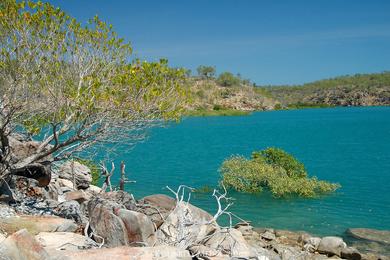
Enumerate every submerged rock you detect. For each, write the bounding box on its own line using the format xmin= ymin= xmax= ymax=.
xmin=347 ymin=228 xmax=390 ymax=245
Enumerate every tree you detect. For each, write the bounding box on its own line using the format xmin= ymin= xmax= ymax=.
xmin=0 ymin=1 xmax=187 ymax=183
xmin=196 ymin=65 xmax=216 ymax=79
xmin=220 ymin=148 xmax=340 ymax=197
xmin=217 ymin=72 xmax=241 ymax=87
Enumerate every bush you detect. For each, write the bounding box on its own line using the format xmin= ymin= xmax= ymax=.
xmin=217 ymin=72 xmax=241 ymax=87
xmin=220 ymin=148 xmax=340 ymax=197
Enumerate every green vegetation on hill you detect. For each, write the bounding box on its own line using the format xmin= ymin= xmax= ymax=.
xmin=258 ymin=72 xmax=390 ymax=107
xmin=220 ymin=148 xmax=340 ymax=197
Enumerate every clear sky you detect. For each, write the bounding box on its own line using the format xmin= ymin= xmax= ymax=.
xmin=47 ymin=0 xmax=390 ymax=85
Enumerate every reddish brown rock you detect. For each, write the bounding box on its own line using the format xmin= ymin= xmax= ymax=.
xmin=0 ymin=229 xmax=50 ymax=260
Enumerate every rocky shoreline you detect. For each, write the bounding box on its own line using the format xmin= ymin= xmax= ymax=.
xmin=0 ymin=140 xmax=389 ymax=259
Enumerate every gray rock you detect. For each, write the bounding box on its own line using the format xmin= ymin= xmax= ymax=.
xmin=0 ymin=229 xmax=50 ymax=260
xmin=204 ymin=228 xmax=258 ymax=259
xmin=317 ymin=236 xmax=346 ymax=257
xmin=156 ymin=201 xmax=218 ymax=249
xmin=303 ymin=237 xmax=322 ymax=252
xmin=100 ymin=191 xmax=137 ymax=211
xmin=137 ymin=194 xmax=176 ymax=228
xmin=116 ymin=209 xmax=156 ymax=246
xmin=58 ymin=161 xmax=92 ymax=189
xmin=262 ymin=230 xmax=276 ymax=241
xmin=341 ymin=246 xmax=362 ymax=260
xmin=54 ymin=200 xmax=84 ymax=223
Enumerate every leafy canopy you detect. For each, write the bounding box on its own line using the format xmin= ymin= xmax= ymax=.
xmin=0 ymin=0 xmax=188 ymax=166
xmin=220 ymin=148 xmax=340 ymax=197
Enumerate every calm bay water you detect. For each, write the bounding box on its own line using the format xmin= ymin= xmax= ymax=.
xmin=113 ymin=106 xmax=390 ymax=237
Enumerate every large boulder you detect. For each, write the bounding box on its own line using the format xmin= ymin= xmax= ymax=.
xmin=64 ymin=190 xmax=90 ymax=203
xmin=116 ymin=209 xmax=156 ymax=246
xmin=0 ymin=229 xmax=50 ymax=260
xmin=156 ymin=201 xmax=218 ymax=249
xmin=204 ymin=228 xmax=258 ymax=259
xmin=137 ymin=194 xmax=176 ymax=228
xmin=0 ymin=215 xmax=77 ymax=235
xmin=51 ymin=245 xmax=191 ymax=260
xmin=317 ymin=236 xmax=347 ymax=256
xmin=100 ymin=191 xmax=137 ymax=211
xmin=58 ymin=161 xmax=92 ymax=189
xmin=87 ymin=196 xmax=128 ymax=247
xmin=35 ymin=232 xmax=98 ymax=253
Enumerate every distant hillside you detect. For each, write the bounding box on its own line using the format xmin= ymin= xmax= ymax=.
xmin=259 ymin=72 xmax=390 ymax=108
xmin=185 ymin=78 xmax=279 ymax=116
xmin=184 ymin=71 xmax=390 ymax=116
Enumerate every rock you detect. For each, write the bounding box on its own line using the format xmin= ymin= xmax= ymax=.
xmin=276 ymin=245 xmax=312 ymax=260
xmin=347 ymin=228 xmax=390 ymax=245
xmin=204 ymin=228 xmax=258 ymax=258
xmin=156 ymin=201 xmax=218 ymax=249
xmin=64 ymin=190 xmax=90 ymax=203
xmin=275 ymin=230 xmax=311 ymax=247
xmin=140 ymin=194 xmax=176 ymax=212
xmin=58 ymin=178 xmax=75 ymax=190
xmin=261 ymin=230 xmax=276 ymax=241
xmin=87 ymin=185 xmax=102 ymax=194
xmin=101 ymin=191 xmax=137 ymax=211
xmin=51 ymin=245 xmax=192 ymax=260
xmin=54 ymin=200 xmax=85 ymax=223
xmin=0 ymin=233 xmax=6 ymax=243
xmin=188 ymin=245 xmax=222 ymax=258
xmin=35 ymin=232 xmax=98 ymax=253
xmin=87 ymin=196 xmax=128 ymax=247
xmin=0 ymin=203 xmax=16 ymax=218
xmin=116 ymin=208 xmax=156 ymax=246
xmin=303 ymin=237 xmax=322 ymax=253
xmin=58 ymin=161 xmax=92 ymax=189
xmin=0 ymin=215 xmax=77 ymax=235
xmin=0 ymin=229 xmax=49 ymax=260
xmin=317 ymin=236 xmax=346 ymax=257
xmin=341 ymin=246 xmax=362 ymax=260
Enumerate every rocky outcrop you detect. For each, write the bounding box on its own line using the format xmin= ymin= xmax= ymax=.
xmin=35 ymin=232 xmax=98 ymax=253
xmin=58 ymin=161 xmax=92 ymax=189
xmin=51 ymin=245 xmax=192 ymax=260
xmin=0 ymin=229 xmax=50 ymax=260
xmin=0 ymin=215 xmax=77 ymax=235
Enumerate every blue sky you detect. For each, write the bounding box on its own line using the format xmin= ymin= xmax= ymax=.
xmin=47 ymin=0 xmax=390 ymax=85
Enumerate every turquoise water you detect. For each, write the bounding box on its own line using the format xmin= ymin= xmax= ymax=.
xmin=112 ymin=106 xmax=390 ymax=237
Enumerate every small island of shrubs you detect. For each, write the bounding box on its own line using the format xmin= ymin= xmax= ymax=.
xmin=220 ymin=148 xmax=340 ymax=197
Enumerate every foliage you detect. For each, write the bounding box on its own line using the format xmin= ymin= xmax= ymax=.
xmin=217 ymin=72 xmax=241 ymax=87
xmin=74 ymin=158 xmax=100 ymax=186
xmin=196 ymin=65 xmax=216 ymax=79
xmin=0 ymin=0 xmax=188 ymax=172
xmin=220 ymin=148 xmax=340 ymax=197
xmin=193 ymin=185 xmax=214 ymax=193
